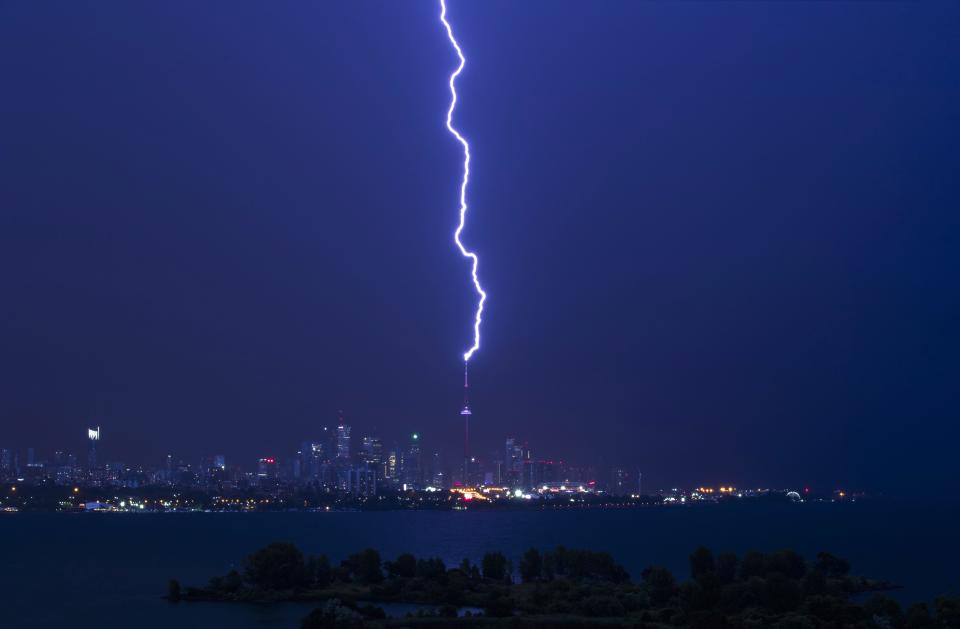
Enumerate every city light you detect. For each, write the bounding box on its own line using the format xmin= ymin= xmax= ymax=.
xmin=0 ymin=424 xmax=855 ymax=513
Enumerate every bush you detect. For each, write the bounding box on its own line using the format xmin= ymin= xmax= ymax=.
xmin=484 ymin=593 xmax=514 ymax=617
xmin=300 ymin=599 xmax=363 ymax=629
xmin=864 ymin=595 xmax=904 ymax=627
xmin=765 ymin=573 xmax=804 ymax=613
xmin=577 ymin=595 xmax=625 ymax=618
xmin=682 ymin=578 xmax=723 ymax=612
xmin=800 ymin=569 xmax=827 ymax=596
xmin=356 ymin=603 xmax=387 ymax=620
xmin=775 ymin=614 xmax=817 ymax=629
xmin=546 ymin=598 xmax=574 ymax=614
xmin=621 ymin=590 xmax=650 ymax=612
xmin=438 ymin=604 xmax=459 ymax=618
xmin=688 ymin=610 xmax=731 ymax=629
xmin=802 ymin=594 xmax=860 ymax=625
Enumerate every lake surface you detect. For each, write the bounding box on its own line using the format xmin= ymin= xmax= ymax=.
xmin=1 ymin=500 xmax=958 ymax=628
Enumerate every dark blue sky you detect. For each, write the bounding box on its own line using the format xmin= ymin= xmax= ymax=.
xmin=1 ymin=1 xmax=957 ymax=493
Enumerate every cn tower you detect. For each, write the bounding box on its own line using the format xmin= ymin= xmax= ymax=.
xmin=460 ymin=362 xmax=472 ymax=483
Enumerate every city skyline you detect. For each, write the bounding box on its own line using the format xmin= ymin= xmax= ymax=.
xmin=0 ymin=418 xmax=837 ymax=499
xmin=0 ymin=419 xmax=627 ymax=487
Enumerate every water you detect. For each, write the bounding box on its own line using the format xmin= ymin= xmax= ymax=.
xmin=1 ymin=500 xmax=957 ymax=628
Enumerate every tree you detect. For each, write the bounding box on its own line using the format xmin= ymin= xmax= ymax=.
xmin=690 ymin=547 xmax=716 ymax=581
xmin=167 ymin=579 xmax=181 ymax=602
xmin=766 ymin=549 xmax=806 ymax=580
xmin=814 ymin=552 xmax=850 ymax=578
xmin=386 ymin=553 xmax=416 ymax=578
xmin=306 ymin=555 xmax=332 ymax=587
xmin=740 ymin=551 xmax=766 ymax=580
xmin=343 ymin=548 xmax=383 ymax=584
xmin=935 ymin=595 xmax=960 ymax=627
xmin=905 ymin=602 xmax=934 ymax=628
xmin=717 ymin=552 xmax=739 ymax=584
xmin=641 ymin=566 xmax=678 ymax=606
xmin=244 ymin=543 xmax=309 ymax=590
xmin=519 ymin=548 xmax=542 ymax=583
xmin=541 ymin=547 xmax=629 ymax=583
xmin=223 ymin=569 xmax=243 ymax=593
xmin=482 ymin=551 xmax=509 ymax=582
xmin=764 ymin=572 xmax=803 ymax=612
xmin=459 ymin=558 xmax=480 ymax=581
xmin=864 ymin=595 xmax=904 ymax=628
xmin=415 ymin=557 xmax=446 ymax=580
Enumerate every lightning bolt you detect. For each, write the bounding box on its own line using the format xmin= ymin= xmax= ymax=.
xmin=440 ymin=0 xmax=486 ymax=363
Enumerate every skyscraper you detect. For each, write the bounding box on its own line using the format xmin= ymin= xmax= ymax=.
xmin=403 ymin=433 xmax=422 ymax=487
xmin=386 ymin=449 xmax=398 ymax=485
xmin=256 ymin=457 xmax=277 ymax=483
xmin=430 ymin=451 xmax=445 ymax=488
xmin=0 ymin=449 xmax=11 ymax=480
xmin=360 ymin=436 xmax=383 ymax=468
xmin=336 ymin=415 xmax=351 ymax=460
xmin=87 ymin=426 xmax=100 ymax=471
xmin=504 ymin=437 xmax=526 ymax=487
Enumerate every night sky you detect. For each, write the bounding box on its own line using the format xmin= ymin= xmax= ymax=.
xmin=1 ymin=1 xmax=957 ymax=493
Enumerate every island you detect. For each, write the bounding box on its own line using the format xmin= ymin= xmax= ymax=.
xmin=169 ymin=543 xmax=958 ymax=628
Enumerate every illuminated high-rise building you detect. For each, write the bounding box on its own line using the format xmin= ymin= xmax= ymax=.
xmin=504 ymin=437 xmax=527 ymax=487
xmin=386 ymin=449 xmax=398 ymax=484
xmin=403 ymin=433 xmax=422 ymax=487
xmin=0 ymin=449 xmax=11 ymax=480
xmin=87 ymin=426 xmax=100 ymax=471
xmin=430 ymin=451 xmax=445 ymax=488
xmin=257 ymin=457 xmax=277 ymax=482
xmin=343 ymin=464 xmax=377 ymax=497
xmin=361 ymin=436 xmax=383 ymax=466
xmin=505 ymin=438 xmax=523 ymax=472
xmin=336 ymin=413 xmax=351 ymax=460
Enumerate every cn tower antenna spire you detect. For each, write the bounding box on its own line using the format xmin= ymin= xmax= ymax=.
xmin=460 ymin=360 xmax=472 ymax=483
xmin=461 ymin=361 xmax=471 ymax=415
